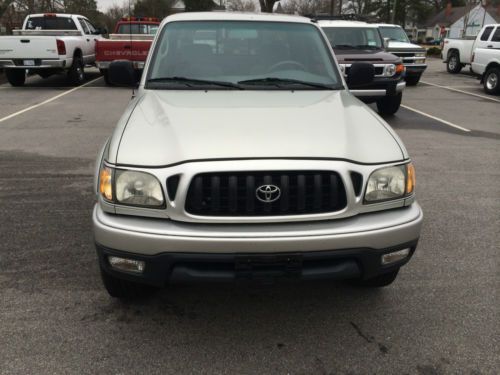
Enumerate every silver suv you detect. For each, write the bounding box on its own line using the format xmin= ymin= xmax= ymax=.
xmin=93 ymin=13 xmax=423 ymax=299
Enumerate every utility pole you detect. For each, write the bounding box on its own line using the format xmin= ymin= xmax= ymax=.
xmin=391 ymin=0 xmax=397 ymax=24
xmin=330 ymin=0 xmax=334 ymax=16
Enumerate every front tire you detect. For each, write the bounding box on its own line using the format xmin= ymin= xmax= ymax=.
xmin=483 ymin=67 xmax=500 ymax=95
xmin=100 ymin=268 xmax=156 ymax=300
xmin=67 ymin=55 xmax=85 ymax=86
xmin=447 ymin=52 xmax=462 ymax=74
xmin=354 ymin=269 xmax=400 ymax=287
xmin=405 ymin=75 xmax=421 ymax=86
xmin=376 ymin=93 xmax=402 ymax=115
xmin=6 ymin=69 xmax=26 ymax=86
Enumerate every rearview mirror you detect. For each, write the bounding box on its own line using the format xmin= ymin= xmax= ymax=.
xmin=109 ymin=60 xmax=138 ymax=87
xmin=383 ymin=37 xmax=390 ymax=49
xmin=347 ymin=62 xmax=375 ymax=87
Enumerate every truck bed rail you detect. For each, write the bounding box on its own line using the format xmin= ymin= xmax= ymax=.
xmin=13 ymin=29 xmax=82 ymax=37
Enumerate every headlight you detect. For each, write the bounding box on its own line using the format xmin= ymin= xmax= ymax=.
xmin=385 ymin=64 xmax=396 ymax=76
xmin=415 ymin=52 xmax=426 ymax=57
xmin=115 ymin=170 xmax=164 ymax=207
xmin=98 ymin=165 xmax=165 ymax=208
xmin=364 ymin=163 xmax=415 ymax=203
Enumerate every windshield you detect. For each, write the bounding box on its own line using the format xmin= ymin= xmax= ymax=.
xmin=25 ymin=16 xmax=77 ymax=30
xmin=378 ymin=26 xmax=410 ymax=43
xmin=117 ymin=23 xmax=159 ymax=35
xmin=147 ymin=21 xmax=341 ymax=90
xmin=322 ymin=27 xmax=383 ymax=49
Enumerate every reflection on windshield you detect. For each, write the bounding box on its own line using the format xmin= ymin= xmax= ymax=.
xmin=379 ymin=27 xmax=410 ymax=43
xmin=322 ymin=27 xmax=383 ymax=49
xmin=147 ymin=21 xmax=341 ymax=89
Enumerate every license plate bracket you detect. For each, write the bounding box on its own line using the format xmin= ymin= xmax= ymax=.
xmin=235 ymin=254 xmax=303 ymax=280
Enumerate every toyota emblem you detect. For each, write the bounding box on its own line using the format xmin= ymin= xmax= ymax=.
xmin=255 ymin=184 xmax=281 ymax=203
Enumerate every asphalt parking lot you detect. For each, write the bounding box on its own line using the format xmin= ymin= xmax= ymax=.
xmin=0 ymin=58 xmax=499 ymax=374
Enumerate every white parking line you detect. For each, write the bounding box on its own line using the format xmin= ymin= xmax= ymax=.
xmin=401 ymin=104 xmax=471 ymax=133
xmin=0 ymin=76 xmax=102 ymax=124
xmin=420 ymin=80 xmax=500 ymax=103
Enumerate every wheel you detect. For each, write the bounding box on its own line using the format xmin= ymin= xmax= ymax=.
xmin=483 ymin=67 xmax=500 ymax=95
xmin=354 ymin=269 xmax=399 ymax=287
xmin=67 ymin=55 xmax=85 ymax=85
xmin=5 ymin=69 xmax=26 ymax=86
xmin=405 ymin=75 xmax=421 ymax=86
xmin=446 ymin=52 xmax=462 ymax=74
xmin=100 ymin=268 xmax=156 ymax=299
xmin=100 ymin=69 xmax=111 ymax=85
xmin=376 ymin=93 xmax=402 ymax=115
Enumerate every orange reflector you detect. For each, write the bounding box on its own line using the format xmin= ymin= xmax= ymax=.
xmin=99 ymin=166 xmax=113 ymax=201
xmin=406 ymin=163 xmax=416 ymax=194
xmin=396 ymin=64 xmax=405 ymax=74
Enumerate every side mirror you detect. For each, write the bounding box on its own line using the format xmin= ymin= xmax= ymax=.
xmin=347 ymin=62 xmax=375 ymax=87
xmin=108 ymin=60 xmax=138 ymax=87
xmin=383 ymin=37 xmax=391 ymax=49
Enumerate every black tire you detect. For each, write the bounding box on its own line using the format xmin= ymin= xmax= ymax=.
xmin=405 ymin=75 xmax=421 ymax=86
xmin=100 ymin=69 xmax=111 ymax=85
xmin=483 ymin=67 xmax=500 ymax=95
xmin=376 ymin=93 xmax=402 ymax=115
xmin=6 ymin=69 xmax=26 ymax=87
xmin=354 ymin=269 xmax=400 ymax=288
xmin=67 ymin=55 xmax=85 ymax=86
xmin=100 ymin=268 xmax=156 ymax=299
xmin=446 ymin=52 xmax=462 ymax=74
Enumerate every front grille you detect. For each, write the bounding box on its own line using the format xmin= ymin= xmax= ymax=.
xmin=345 ymin=66 xmax=384 ymax=76
xmin=392 ymin=51 xmax=416 ymax=58
xmin=185 ymin=171 xmax=347 ymax=216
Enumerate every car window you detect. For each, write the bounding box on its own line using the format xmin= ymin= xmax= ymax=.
xmin=378 ymin=26 xmax=410 ymax=43
xmin=491 ymin=27 xmax=500 ymax=42
xmin=79 ymin=18 xmax=90 ymax=34
xmin=480 ymin=26 xmax=494 ymax=41
xmin=117 ymin=23 xmax=158 ymax=35
xmin=322 ymin=27 xmax=383 ymax=48
xmin=148 ymin=21 xmax=341 ymax=88
xmin=25 ymin=16 xmax=77 ymax=30
xmin=84 ymin=19 xmax=97 ymax=34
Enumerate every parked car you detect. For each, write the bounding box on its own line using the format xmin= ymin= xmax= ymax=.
xmin=470 ymin=25 xmax=500 ymax=95
xmin=93 ymin=12 xmax=423 ymax=299
xmin=0 ymin=13 xmax=105 ymax=86
xmin=442 ymin=24 xmax=500 ymax=74
xmin=318 ymin=20 xmax=406 ymax=115
xmin=95 ymin=16 xmax=160 ymax=84
xmin=375 ymin=23 xmax=427 ymax=86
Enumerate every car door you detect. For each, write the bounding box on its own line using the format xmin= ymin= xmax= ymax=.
xmin=472 ymin=26 xmax=496 ymax=74
xmin=78 ymin=17 xmax=94 ymax=63
xmin=82 ymin=19 xmax=103 ymax=63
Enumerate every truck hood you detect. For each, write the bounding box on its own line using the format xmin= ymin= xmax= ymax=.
xmin=334 ymin=49 xmax=401 ymax=63
xmin=387 ymin=40 xmax=425 ymax=51
xmin=111 ymin=90 xmax=405 ymax=167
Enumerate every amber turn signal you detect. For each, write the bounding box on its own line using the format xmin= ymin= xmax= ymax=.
xmin=99 ymin=166 xmax=113 ymax=201
xmin=406 ymin=163 xmax=416 ymax=194
xmin=396 ymin=64 xmax=405 ymax=74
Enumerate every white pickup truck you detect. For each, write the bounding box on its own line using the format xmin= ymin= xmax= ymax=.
xmin=0 ymin=13 xmax=104 ymax=86
xmin=442 ymin=24 xmax=500 ymax=74
xmin=471 ymin=25 xmax=500 ymax=95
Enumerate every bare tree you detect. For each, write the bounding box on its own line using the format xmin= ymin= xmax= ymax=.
xmin=258 ymin=0 xmax=277 ymax=12
xmin=282 ymin=0 xmax=331 ymax=15
xmin=226 ymin=0 xmax=256 ymax=11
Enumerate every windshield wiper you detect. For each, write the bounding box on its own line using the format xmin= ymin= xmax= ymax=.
xmin=354 ymin=45 xmax=381 ymax=49
xmin=332 ymin=44 xmax=354 ymax=49
xmin=147 ymin=76 xmax=243 ymax=89
xmin=238 ymin=77 xmax=337 ymax=90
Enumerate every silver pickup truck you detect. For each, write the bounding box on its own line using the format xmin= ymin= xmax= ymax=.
xmin=93 ymin=12 xmax=423 ymax=299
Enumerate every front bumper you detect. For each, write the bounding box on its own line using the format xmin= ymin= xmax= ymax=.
xmin=350 ymin=79 xmax=406 ymax=98
xmin=0 ymin=59 xmax=68 ymax=69
xmin=94 ymin=203 xmax=423 ymax=284
xmin=404 ymin=64 xmax=427 ymax=76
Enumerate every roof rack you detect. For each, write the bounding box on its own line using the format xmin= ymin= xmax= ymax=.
xmin=306 ymin=14 xmax=369 ymax=22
